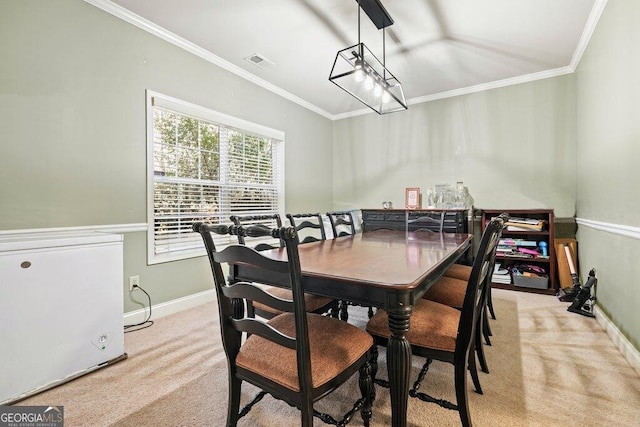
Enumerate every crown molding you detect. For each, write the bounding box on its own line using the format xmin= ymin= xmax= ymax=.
xmin=83 ymin=0 xmax=334 ymax=120
xmin=408 ymin=66 xmax=575 ymax=105
xmin=332 ymin=105 xmax=379 ymax=120
xmin=570 ymin=0 xmax=609 ymax=70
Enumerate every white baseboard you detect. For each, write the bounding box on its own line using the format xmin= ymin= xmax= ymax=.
xmin=594 ymin=305 xmax=640 ymax=376
xmin=124 ymin=289 xmax=215 ymax=325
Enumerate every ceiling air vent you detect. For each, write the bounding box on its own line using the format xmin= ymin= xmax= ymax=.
xmin=243 ymin=53 xmax=274 ymax=70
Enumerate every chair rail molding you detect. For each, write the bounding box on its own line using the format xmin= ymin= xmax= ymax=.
xmin=0 ymin=223 xmax=148 ymax=236
xmin=576 ymin=218 xmax=640 ymax=240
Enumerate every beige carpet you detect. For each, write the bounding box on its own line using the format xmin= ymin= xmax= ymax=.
xmin=16 ymin=290 xmax=640 ymax=426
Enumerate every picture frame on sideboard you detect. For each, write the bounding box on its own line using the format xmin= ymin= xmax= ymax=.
xmin=405 ymin=187 xmax=420 ymax=209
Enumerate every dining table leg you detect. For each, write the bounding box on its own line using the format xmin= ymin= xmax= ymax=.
xmin=386 ymin=302 xmax=413 ymax=427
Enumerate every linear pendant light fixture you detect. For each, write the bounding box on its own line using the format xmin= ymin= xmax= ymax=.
xmin=329 ymin=0 xmax=407 ymax=114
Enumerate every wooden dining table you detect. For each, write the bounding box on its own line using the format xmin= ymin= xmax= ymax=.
xmin=232 ymin=229 xmax=473 ymax=427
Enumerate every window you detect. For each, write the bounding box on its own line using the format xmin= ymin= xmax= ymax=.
xmin=146 ymin=91 xmax=284 ymax=264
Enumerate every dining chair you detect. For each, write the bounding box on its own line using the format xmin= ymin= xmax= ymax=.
xmin=365 ymin=215 xmax=506 ymax=427
xmin=327 ymin=210 xmax=357 ymax=238
xmin=286 ymin=213 xmax=327 ymax=243
xmin=326 ymin=210 xmax=376 ymax=321
xmin=230 ymin=214 xmax=337 ymax=319
xmin=193 ymin=223 xmax=374 ymax=426
xmin=230 ymin=214 xmax=284 ymax=250
xmin=422 ymin=213 xmax=508 ymax=373
xmin=442 ymin=212 xmax=511 ymax=319
xmin=442 ymin=262 xmax=496 ymax=353
xmin=286 ymin=213 xmax=340 ymax=318
xmin=445 ymin=263 xmax=497 ymax=321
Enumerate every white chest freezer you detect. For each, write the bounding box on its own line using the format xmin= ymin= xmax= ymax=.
xmin=0 ymin=231 xmax=126 ymax=404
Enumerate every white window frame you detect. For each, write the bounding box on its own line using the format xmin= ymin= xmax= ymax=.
xmin=146 ymin=90 xmax=285 ymax=264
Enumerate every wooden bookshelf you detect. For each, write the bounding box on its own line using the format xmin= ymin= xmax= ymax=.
xmin=482 ymin=209 xmax=557 ymax=295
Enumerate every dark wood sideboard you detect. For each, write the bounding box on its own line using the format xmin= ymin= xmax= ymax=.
xmin=361 ymin=208 xmax=470 ymax=233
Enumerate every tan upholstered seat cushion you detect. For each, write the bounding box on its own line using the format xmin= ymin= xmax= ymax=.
xmin=366 ymin=299 xmax=460 ymax=352
xmin=445 ymin=263 xmax=472 ymax=281
xmin=236 ymin=313 xmax=373 ymax=392
xmin=253 ymin=286 xmax=334 ymax=315
xmin=422 ymin=276 xmax=466 ymax=309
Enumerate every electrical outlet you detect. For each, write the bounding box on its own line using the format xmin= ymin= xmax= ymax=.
xmin=128 ymin=275 xmax=140 ymax=292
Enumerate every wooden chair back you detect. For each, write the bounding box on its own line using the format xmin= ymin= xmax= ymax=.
xmin=455 ymin=215 xmax=506 ymax=365
xmin=326 ymin=210 xmax=357 ymax=238
xmin=286 ymin=213 xmax=326 ymax=243
xmin=229 ymin=214 xmax=283 ymax=250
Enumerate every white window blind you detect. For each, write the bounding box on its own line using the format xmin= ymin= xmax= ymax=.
xmin=147 ymin=91 xmax=284 ymax=264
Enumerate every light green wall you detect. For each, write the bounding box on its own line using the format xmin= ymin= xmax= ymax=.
xmin=332 ymin=76 xmax=576 ymax=217
xmin=575 ymin=0 xmax=640 ymax=349
xmin=0 ymin=0 xmax=334 ymax=312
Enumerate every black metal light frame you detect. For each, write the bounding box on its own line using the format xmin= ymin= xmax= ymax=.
xmin=329 ymin=0 xmax=408 ymax=114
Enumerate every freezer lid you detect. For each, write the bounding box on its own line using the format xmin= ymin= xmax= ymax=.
xmin=0 ymin=231 xmax=123 ymax=252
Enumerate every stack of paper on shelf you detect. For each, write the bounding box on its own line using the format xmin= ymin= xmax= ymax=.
xmin=499 ymin=238 xmax=538 ymax=247
xmin=496 ymin=238 xmax=544 ymax=258
xmin=504 ymin=217 xmax=545 ymax=231
xmin=492 ymin=264 xmax=511 ymax=284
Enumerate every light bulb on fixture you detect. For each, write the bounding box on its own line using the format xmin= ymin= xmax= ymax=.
xmin=382 ymin=90 xmax=391 ymax=103
xmin=354 ymin=57 xmax=364 ymax=82
xmin=373 ymin=81 xmax=383 ymax=98
xmin=354 ymin=68 xmax=364 ymax=82
xmin=364 ymin=74 xmax=374 ymax=90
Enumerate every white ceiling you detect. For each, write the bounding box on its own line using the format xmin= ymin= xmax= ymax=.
xmin=99 ymin=0 xmax=605 ymax=119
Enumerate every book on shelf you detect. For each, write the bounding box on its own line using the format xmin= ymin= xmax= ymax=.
xmin=499 ymin=238 xmax=538 ymax=247
xmin=496 ymin=251 xmax=534 ymax=258
xmin=505 ymin=217 xmax=543 ymax=225
xmin=506 ymin=224 xmax=543 ymax=231
xmin=492 ymin=264 xmax=511 ymax=284
xmin=492 ymin=275 xmax=512 ymax=284
xmin=496 ymin=247 xmax=547 ymax=259
xmin=505 ymin=218 xmax=545 ymax=231
xmin=517 ymin=247 xmax=540 ymax=256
